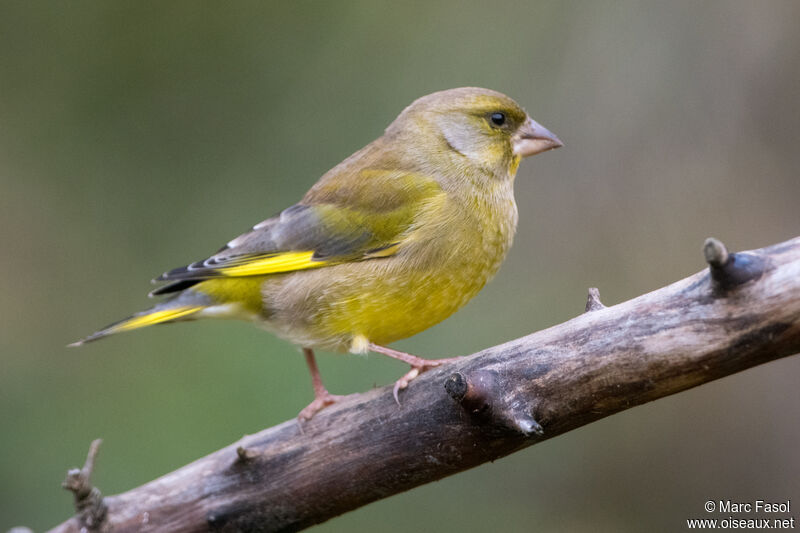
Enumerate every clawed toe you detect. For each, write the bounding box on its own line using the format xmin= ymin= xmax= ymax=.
xmin=366 ymin=343 xmax=461 ymax=406
xmin=297 ymin=392 xmax=345 ymax=421
xmin=392 ymin=358 xmax=460 ymax=404
xmin=392 ymin=367 xmax=420 ymax=404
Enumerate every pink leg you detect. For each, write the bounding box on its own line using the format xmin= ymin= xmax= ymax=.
xmin=297 ymin=348 xmax=345 ymax=421
xmin=367 ymin=342 xmax=461 ymax=404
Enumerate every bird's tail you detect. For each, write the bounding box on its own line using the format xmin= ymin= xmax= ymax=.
xmin=69 ymin=278 xmax=264 ymax=346
xmin=69 ymin=299 xmax=206 ymax=347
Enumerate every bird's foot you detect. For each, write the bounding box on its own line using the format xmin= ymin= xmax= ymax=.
xmin=365 ymin=342 xmax=461 ymax=405
xmin=297 ymin=391 xmax=346 ymax=421
xmin=392 ymin=356 xmax=461 ymax=405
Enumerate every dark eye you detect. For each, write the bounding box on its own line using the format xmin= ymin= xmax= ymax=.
xmin=490 ymin=112 xmax=506 ymax=127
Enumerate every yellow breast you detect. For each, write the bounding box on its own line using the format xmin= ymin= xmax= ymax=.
xmin=262 ymin=179 xmax=518 ymax=352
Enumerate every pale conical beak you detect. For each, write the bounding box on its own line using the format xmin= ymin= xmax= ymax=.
xmin=512 ymin=117 xmax=563 ymax=157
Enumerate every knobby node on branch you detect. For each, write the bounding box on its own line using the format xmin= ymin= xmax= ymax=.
xmin=61 ymin=439 xmax=106 ymax=530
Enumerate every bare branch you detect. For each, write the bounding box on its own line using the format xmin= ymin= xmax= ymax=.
xmin=48 ymin=236 xmax=800 ymax=533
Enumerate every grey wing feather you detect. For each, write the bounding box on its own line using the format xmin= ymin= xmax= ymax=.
xmin=154 ymin=204 xmax=373 ymax=283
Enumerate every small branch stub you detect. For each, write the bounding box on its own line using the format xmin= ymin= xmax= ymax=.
xmin=444 ymin=370 xmax=496 ymax=415
xmin=445 ymin=371 xmax=544 ymax=437
xmin=704 ymin=237 xmax=730 ymax=268
xmin=584 ymin=287 xmax=606 ymax=312
xmin=62 ymin=439 xmax=107 ymax=531
xmin=236 ymin=446 xmax=258 ymax=462
xmin=704 ymin=237 xmax=766 ymax=291
xmin=443 ymin=372 xmax=469 ymax=402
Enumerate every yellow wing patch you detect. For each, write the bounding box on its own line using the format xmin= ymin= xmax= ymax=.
xmin=115 ymin=306 xmax=203 ymax=332
xmin=215 ymin=251 xmax=328 ymax=277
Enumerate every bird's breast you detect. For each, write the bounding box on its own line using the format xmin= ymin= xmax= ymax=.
xmin=263 ymin=181 xmax=518 ymax=351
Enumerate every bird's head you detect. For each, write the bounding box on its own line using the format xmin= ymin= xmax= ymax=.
xmin=387 ymin=87 xmax=562 ymax=178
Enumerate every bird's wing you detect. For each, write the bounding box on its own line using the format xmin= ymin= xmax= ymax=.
xmin=153 ymin=169 xmax=443 ymax=288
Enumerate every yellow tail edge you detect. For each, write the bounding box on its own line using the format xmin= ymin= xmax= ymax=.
xmin=68 ymin=306 xmax=204 ymax=347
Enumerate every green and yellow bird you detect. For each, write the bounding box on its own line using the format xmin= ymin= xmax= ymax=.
xmin=72 ymin=87 xmax=562 ymax=419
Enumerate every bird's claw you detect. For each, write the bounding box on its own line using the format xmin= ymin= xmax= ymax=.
xmin=297 ymin=392 xmax=345 ymax=421
xmin=392 ymin=358 xmax=456 ymax=405
xmin=392 ymin=367 xmax=421 ymax=404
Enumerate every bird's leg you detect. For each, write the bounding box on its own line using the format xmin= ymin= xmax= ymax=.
xmin=367 ymin=342 xmax=461 ymax=404
xmin=298 ymin=348 xmax=344 ymax=421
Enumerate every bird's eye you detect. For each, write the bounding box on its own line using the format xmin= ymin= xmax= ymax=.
xmin=490 ymin=112 xmax=506 ymax=127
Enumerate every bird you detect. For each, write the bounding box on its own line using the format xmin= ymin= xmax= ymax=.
xmin=71 ymin=87 xmax=562 ymax=420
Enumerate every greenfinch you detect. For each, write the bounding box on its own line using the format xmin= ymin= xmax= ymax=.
xmin=72 ymin=87 xmax=562 ymax=419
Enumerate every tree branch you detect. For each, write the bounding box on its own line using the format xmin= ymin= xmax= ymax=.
xmin=48 ymin=236 xmax=800 ymax=533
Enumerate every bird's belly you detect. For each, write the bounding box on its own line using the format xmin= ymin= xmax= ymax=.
xmin=327 ymin=260 xmax=493 ymax=347
xmin=262 ymin=229 xmax=512 ymax=352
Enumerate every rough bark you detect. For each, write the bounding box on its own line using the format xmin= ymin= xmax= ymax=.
xmin=50 ymin=236 xmax=800 ymax=533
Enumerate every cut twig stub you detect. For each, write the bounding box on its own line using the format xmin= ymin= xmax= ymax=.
xmin=704 ymin=237 xmax=730 ymax=268
xmin=704 ymin=237 xmax=766 ymax=291
xmin=236 ymin=446 xmax=259 ymax=462
xmin=445 ymin=370 xmax=497 ymax=415
xmin=445 ymin=370 xmax=544 ymax=436
xmin=62 ymin=439 xmax=107 ymax=530
xmin=584 ymin=287 xmax=606 ymax=312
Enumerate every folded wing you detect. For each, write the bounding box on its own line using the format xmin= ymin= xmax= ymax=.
xmin=151 ymin=169 xmax=442 ymax=295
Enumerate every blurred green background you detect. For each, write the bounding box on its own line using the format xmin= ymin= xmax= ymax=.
xmin=2 ymin=1 xmax=799 ymax=531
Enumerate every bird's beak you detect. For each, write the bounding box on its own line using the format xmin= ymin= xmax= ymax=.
xmin=512 ymin=117 xmax=563 ymax=157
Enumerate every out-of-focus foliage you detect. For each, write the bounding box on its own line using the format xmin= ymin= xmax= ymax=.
xmin=1 ymin=2 xmax=798 ymax=531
